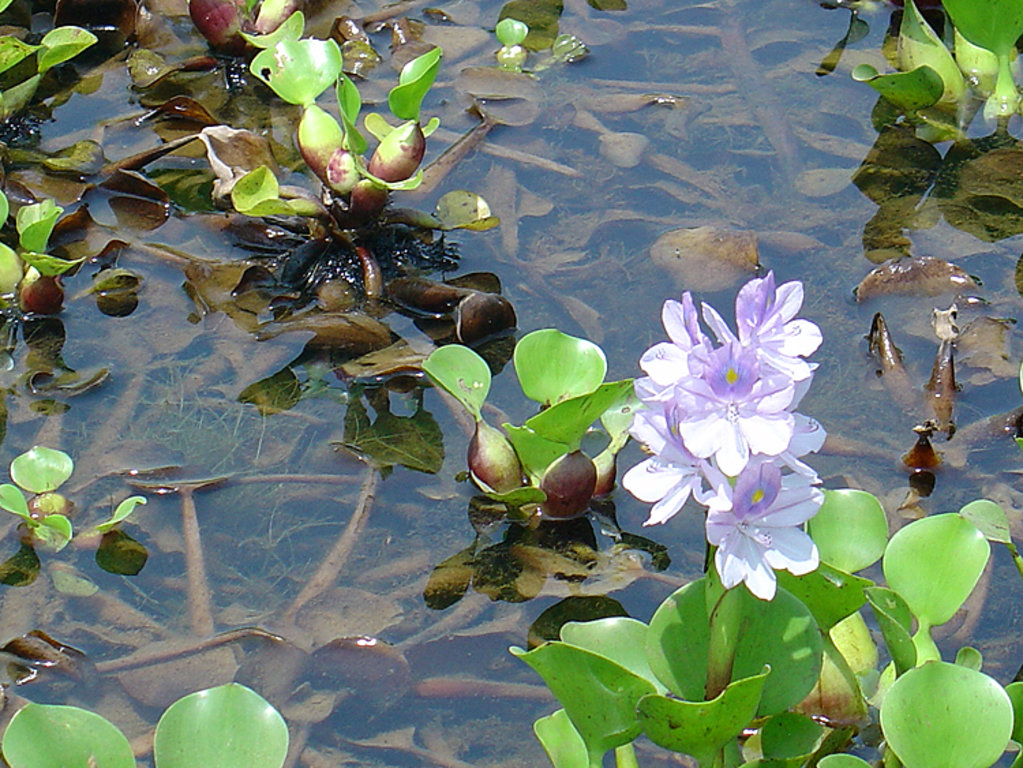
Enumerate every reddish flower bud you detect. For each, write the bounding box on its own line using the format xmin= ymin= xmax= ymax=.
xmin=19 ymin=271 xmax=64 ymax=315
xmin=540 ymin=450 xmax=596 ymax=520
xmin=468 ymin=420 xmax=523 ymax=494
xmin=367 ymin=121 xmax=425 ymax=183
xmin=188 ymin=0 xmax=246 ymax=54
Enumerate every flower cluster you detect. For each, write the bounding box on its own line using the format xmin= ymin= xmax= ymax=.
xmin=623 ymin=272 xmax=826 ymax=600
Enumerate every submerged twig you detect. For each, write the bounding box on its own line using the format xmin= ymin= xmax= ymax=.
xmin=278 ymin=464 xmax=379 ymax=629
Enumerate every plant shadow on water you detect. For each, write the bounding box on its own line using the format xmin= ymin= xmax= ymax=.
xmin=3 ymin=0 xmax=1023 ymax=765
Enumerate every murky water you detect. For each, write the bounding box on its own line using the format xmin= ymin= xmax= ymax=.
xmin=4 ymin=0 xmax=1023 ymax=764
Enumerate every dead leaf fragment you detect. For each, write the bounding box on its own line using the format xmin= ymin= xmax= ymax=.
xmin=855 ymin=256 xmax=976 ymax=301
xmin=650 ymin=226 xmax=759 ymax=291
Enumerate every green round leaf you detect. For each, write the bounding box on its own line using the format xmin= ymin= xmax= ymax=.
xmin=534 ymin=709 xmax=588 ymax=768
xmin=1005 ymin=680 xmax=1023 ymax=744
xmin=239 ymin=10 xmax=304 ymax=49
xmin=3 ymin=702 xmax=134 ymax=768
xmin=0 ymin=483 xmax=30 ymax=520
xmin=250 ymin=38 xmax=342 ymax=106
xmin=37 ymin=26 xmax=97 ymax=74
xmin=881 ymin=661 xmax=1012 ymax=768
xmin=230 ymin=166 xmax=280 ymax=213
xmin=16 ymin=199 xmax=63 ymax=255
xmin=511 ymin=642 xmax=655 ymax=764
xmin=435 ymin=190 xmax=500 ymax=231
xmin=958 ymin=499 xmax=1011 ymax=544
xmin=807 ymin=489 xmax=888 ymax=573
xmin=636 ymin=670 xmax=768 ymax=766
xmin=943 ymin=0 xmax=1023 ymax=58
xmin=645 ymin=578 xmax=822 ymax=717
xmin=11 ymin=446 xmax=73 ymax=493
xmin=883 ymin=513 xmax=990 ymax=627
xmin=422 ymin=344 xmax=491 ymax=420
xmin=561 ymin=617 xmax=663 ymax=692
xmin=817 ymin=756 xmax=873 ymax=768
xmin=154 ymin=683 xmax=289 ymax=768
xmin=514 ymin=329 xmax=607 ymax=406
xmin=496 ymin=18 xmax=529 ymax=46
xmin=96 ymin=495 xmax=147 ymax=534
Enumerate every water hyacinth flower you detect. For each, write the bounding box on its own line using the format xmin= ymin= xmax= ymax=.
xmin=621 ymin=401 xmax=708 ymax=526
xmin=625 ymin=271 xmax=826 ymax=598
xmin=705 ymin=460 xmax=822 ymax=600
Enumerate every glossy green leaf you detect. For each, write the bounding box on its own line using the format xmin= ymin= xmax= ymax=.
xmin=943 ymin=0 xmax=1023 ymax=57
xmin=37 ymin=514 xmax=72 ymax=551
xmin=645 ymin=578 xmax=822 ymax=717
xmin=881 ymin=662 xmax=1012 ymax=768
xmin=534 ymin=709 xmax=588 ymax=768
xmin=524 ymin=380 xmax=633 ymax=449
xmin=16 ymin=200 xmax=63 ymax=255
xmin=250 ymin=38 xmax=342 ymax=106
xmin=363 ymin=111 xmax=393 ymax=142
xmin=0 ymin=189 xmax=8 ymax=226
xmin=817 ymin=756 xmax=873 ymax=768
xmin=776 ymin=562 xmax=871 ymax=631
xmin=1005 ymin=681 xmax=1023 ymax=745
xmin=388 ymin=47 xmax=442 ymax=121
xmin=499 ymin=0 xmax=563 ymax=50
xmin=502 ymin=423 xmax=570 ymax=483
xmin=954 ymin=646 xmax=983 ymax=671
xmin=865 ymin=586 xmax=916 ymax=676
xmin=154 ymin=683 xmax=288 ymax=768
xmin=2 ymin=702 xmax=134 ymax=768
xmin=0 ymin=74 xmax=40 ymax=119
xmin=511 ymin=641 xmax=655 ymax=764
xmin=20 ymin=251 xmax=82 ymax=277
xmin=0 ymin=483 xmax=29 ymax=520
xmin=637 ymin=670 xmax=768 ymax=765
xmin=514 ymin=329 xmax=607 ymax=406
xmin=37 ymin=26 xmax=97 ymax=74
xmin=808 ymin=488 xmax=888 ymax=573
xmin=496 ymin=18 xmax=529 ymax=46
xmin=897 ymin=0 xmax=964 ymax=102
xmin=337 ymin=76 xmax=367 ymax=155
xmin=229 ymin=167 xmax=317 ymax=217
xmin=561 ymin=617 xmax=664 ymax=692
xmin=95 ymin=495 xmax=147 ymax=534
xmin=11 ymin=446 xmax=73 ymax=493
xmin=239 ymin=10 xmax=304 ymax=49
xmin=422 ymin=344 xmax=491 ymax=420
xmin=959 ymin=499 xmax=1011 ymax=543
xmin=761 ymin=712 xmax=823 ymax=759
xmin=0 ymin=37 xmax=37 ymax=77
xmin=851 ymin=64 xmax=944 ymax=113
xmin=883 ymin=513 xmax=990 ymax=628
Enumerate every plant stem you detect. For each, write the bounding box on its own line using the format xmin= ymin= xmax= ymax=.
xmin=1005 ymin=541 xmax=1023 ymax=583
xmin=705 ymin=570 xmax=743 ymax=700
xmin=614 ymin=743 xmax=639 ymax=768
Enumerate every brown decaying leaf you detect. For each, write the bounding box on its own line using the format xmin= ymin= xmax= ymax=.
xmin=649 ymin=226 xmax=759 ymax=291
xmin=197 ymin=125 xmax=278 ymax=200
xmin=854 ymin=255 xmax=976 ymax=301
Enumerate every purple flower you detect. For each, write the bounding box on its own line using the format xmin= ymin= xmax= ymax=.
xmin=639 ymin=292 xmax=710 ymax=389
xmin=703 ymin=272 xmax=822 ymax=382
xmin=622 ymin=403 xmax=709 ymax=525
xmin=705 ymin=460 xmax=822 ymax=600
xmin=673 ymin=342 xmax=795 ymax=476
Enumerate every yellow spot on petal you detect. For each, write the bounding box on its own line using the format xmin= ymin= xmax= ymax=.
xmin=726 ymin=367 xmax=738 ymax=385
xmin=751 ymin=488 xmax=764 ymax=504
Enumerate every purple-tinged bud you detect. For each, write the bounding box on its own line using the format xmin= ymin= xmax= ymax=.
xmin=326 ymin=148 xmax=359 ymax=195
xmin=592 ymin=451 xmax=616 ymax=497
xmin=348 ymin=179 xmax=388 ymax=221
xmin=253 ymin=0 xmax=300 ymax=34
xmin=540 ymin=450 xmax=597 ymax=520
xmin=188 ymin=0 xmax=246 ymax=54
xmin=298 ymin=105 xmax=344 ymax=182
xmin=468 ymin=420 xmax=523 ymax=494
xmin=367 ymin=121 xmax=425 ymax=183
xmin=19 ymin=270 xmax=64 ymax=315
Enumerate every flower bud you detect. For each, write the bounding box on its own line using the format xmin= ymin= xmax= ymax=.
xmin=468 ymin=420 xmax=522 ymax=494
xmin=366 ymin=121 xmax=426 ymax=183
xmin=29 ymin=492 xmax=72 ymax=518
xmin=253 ymin=0 xmax=300 ymax=34
xmin=188 ymin=0 xmax=246 ymax=54
xmin=298 ymin=105 xmax=344 ymax=182
xmin=347 ymin=179 xmax=388 ymax=221
xmin=19 ymin=269 xmax=64 ymax=315
xmin=326 ymin=148 xmax=359 ymax=195
xmin=539 ymin=450 xmax=596 ymax=520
